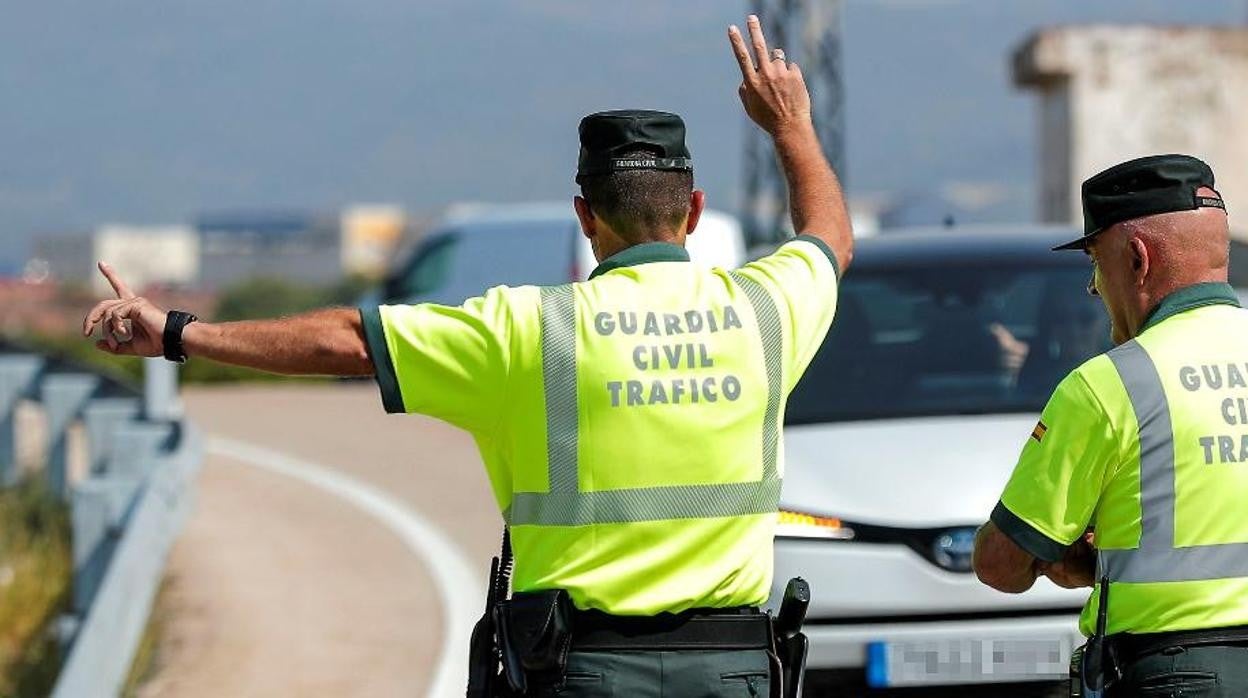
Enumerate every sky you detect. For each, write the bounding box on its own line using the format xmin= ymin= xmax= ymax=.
xmin=1 ymin=0 xmax=1245 ymax=265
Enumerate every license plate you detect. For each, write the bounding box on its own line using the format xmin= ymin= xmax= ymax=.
xmin=866 ymin=636 xmax=1073 ymax=687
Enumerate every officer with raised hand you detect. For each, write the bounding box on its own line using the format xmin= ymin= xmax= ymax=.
xmin=83 ymin=14 xmax=850 ymax=696
xmin=972 ymin=155 xmax=1248 ymax=696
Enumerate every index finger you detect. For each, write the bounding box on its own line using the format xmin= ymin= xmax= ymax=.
xmin=746 ymin=15 xmax=770 ymax=71
xmin=97 ymin=261 xmax=134 ymax=299
xmin=728 ymin=25 xmax=756 ymax=81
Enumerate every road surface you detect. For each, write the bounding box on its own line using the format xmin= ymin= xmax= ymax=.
xmin=136 ymin=383 xmax=500 ymax=698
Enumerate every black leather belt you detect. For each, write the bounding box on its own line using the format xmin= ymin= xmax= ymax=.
xmin=1107 ymin=624 xmax=1248 ymax=663
xmin=570 ymin=607 xmax=772 ymax=651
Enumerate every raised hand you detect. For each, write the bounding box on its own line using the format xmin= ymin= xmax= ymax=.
xmin=82 ymin=262 xmax=168 ymax=357
xmin=728 ymin=15 xmax=813 ymax=137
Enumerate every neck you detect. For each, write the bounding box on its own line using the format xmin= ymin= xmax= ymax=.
xmin=596 ymin=232 xmax=684 ymax=262
xmin=1131 ymin=272 xmax=1230 ymax=336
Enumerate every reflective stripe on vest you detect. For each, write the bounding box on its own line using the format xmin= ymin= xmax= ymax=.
xmin=1101 ymin=339 xmax=1248 ymax=582
xmin=503 ymin=276 xmax=784 ymax=526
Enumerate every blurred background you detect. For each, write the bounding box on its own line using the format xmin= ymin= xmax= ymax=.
xmin=3 ymin=2 xmax=1248 ymax=697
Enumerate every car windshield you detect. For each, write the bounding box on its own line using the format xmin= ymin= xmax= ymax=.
xmin=786 ymin=262 xmax=1112 ymax=424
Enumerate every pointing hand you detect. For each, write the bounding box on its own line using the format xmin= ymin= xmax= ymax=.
xmin=82 ymin=262 xmax=168 ymax=357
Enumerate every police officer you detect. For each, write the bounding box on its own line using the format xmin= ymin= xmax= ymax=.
xmin=972 ymin=154 xmax=1248 ymax=696
xmin=82 ymin=15 xmax=852 ymax=697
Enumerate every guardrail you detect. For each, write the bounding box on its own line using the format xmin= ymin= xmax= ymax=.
xmin=0 ymin=350 xmax=201 ymax=698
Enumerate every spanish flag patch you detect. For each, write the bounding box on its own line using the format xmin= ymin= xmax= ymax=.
xmin=1031 ymin=420 xmax=1048 ymax=443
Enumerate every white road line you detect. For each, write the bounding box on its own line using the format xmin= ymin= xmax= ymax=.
xmin=207 ymin=436 xmax=483 ymax=698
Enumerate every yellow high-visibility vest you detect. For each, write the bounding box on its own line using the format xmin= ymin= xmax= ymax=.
xmin=362 ymin=237 xmax=839 ymax=614
xmin=995 ymin=283 xmax=1248 ymax=635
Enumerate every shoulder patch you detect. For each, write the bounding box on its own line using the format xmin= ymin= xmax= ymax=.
xmin=1031 ymin=420 xmax=1048 ymax=443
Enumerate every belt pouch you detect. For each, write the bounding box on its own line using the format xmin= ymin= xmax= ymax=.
xmin=497 ymin=589 xmax=574 ymax=688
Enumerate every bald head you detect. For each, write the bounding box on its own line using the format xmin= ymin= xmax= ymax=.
xmin=1088 ymin=185 xmax=1231 ymax=344
xmin=1114 ymin=186 xmax=1230 ymax=290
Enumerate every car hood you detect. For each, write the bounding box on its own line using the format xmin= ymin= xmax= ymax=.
xmin=781 ymin=413 xmax=1039 ymax=528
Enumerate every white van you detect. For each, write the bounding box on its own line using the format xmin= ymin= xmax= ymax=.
xmin=376 ymin=202 xmax=746 ymax=306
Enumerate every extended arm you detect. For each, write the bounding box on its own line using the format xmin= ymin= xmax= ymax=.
xmin=83 ymin=262 xmax=373 ymax=376
xmin=729 ymin=15 xmax=853 ymax=273
xmin=181 ymin=309 xmax=372 ymax=376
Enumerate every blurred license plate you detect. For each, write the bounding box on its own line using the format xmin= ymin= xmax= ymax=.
xmin=866 ymin=636 xmax=1073 ymax=687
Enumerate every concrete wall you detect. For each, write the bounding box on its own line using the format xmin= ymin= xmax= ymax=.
xmin=1014 ymin=26 xmax=1248 ymax=239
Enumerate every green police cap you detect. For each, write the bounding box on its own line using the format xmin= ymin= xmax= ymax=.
xmin=576 ymin=110 xmax=693 ymax=184
xmin=1053 ymin=154 xmax=1226 ymax=251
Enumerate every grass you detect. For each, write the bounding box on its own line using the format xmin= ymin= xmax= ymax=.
xmin=121 ymin=579 xmax=168 ymax=698
xmin=0 ymin=480 xmax=71 ymax=698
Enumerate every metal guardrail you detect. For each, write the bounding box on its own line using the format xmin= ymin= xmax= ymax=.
xmin=0 ymin=351 xmax=202 ymax=698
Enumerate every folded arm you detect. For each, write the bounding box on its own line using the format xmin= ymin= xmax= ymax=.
xmin=973 ymin=521 xmax=1097 ymax=593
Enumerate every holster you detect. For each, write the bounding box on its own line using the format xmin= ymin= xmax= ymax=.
xmin=775 ymin=631 xmax=809 ymax=698
xmin=772 ymin=577 xmax=811 ymax=698
xmin=494 ymin=589 xmax=575 ymax=694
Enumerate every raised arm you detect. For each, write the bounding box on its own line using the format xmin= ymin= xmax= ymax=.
xmin=729 ymin=15 xmax=853 ymax=273
xmin=82 ymin=262 xmax=373 ymax=376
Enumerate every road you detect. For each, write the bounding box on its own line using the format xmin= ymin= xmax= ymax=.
xmin=133 ymin=382 xmax=1067 ymax=698
xmin=136 ymin=383 xmax=501 ymax=698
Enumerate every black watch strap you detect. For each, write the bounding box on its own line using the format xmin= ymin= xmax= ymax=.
xmin=163 ymin=310 xmax=198 ymax=363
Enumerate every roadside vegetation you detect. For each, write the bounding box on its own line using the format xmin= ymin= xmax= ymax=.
xmin=121 ymin=580 xmax=168 ymax=698
xmin=0 ymin=480 xmax=70 ymax=698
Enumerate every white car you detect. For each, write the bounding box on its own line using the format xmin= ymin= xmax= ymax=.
xmin=769 ymin=226 xmax=1111 ymax=695
xmin=375 ymin=201 xmax=746 ymax=306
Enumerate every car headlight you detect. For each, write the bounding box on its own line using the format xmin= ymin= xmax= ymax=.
xmin=776 ymin=509 xmax=856 ymax=540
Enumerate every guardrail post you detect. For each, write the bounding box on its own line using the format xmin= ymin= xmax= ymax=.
xmin=71 ymin=477 xmax=135 ymax=616
xmin=83 ymin=398 xmax=142 ymax=476
xmin=104 ymin=421 xmax=175 ymax=485
xmin=0 ymin=355 xmax=43 ymax=487
xmin=143 ymin=358 xmax=181 ymax=422
xmin=42 ymin=373 xmax=101 ymax=499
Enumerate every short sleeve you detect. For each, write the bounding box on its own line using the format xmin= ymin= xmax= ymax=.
xmin=734 ymin=235 xmax=839 ymax=392
xmin=992 ymin=370 xmax=1120 ymax=562
xmin=360 ymin=286 xmax=513 ymax=433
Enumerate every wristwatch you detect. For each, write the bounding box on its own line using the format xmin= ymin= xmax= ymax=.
xmin=162 ymin=310 xmax=198 ymax=363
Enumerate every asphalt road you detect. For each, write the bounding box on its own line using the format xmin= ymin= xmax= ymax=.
xmin=134 ymin=382 xmax=1069 ymax=698
xmin=137 ymin=383 xmax=500 ymax=698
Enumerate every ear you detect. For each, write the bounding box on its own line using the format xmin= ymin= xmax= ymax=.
xmin=574 ymin=196 xmax=596 ymax=240
xmin=1129 ymin=236 xmax=1150 ymax=286
xmin=685 ymin=190 xmax=706 ymax=236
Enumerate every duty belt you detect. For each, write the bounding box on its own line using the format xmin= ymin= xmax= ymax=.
xmin=570 ymin=607 xmax=772 ymax=652
xmin=1107 ymin=623 xmax=1248 ymax=664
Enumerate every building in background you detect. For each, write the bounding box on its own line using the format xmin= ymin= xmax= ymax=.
xmin=94 ymin=225 xmax=199 ymax=293
xmin=195 ymin=211 xmax=341 ymax=289
xmin=1014 ymin=25 xmax=1248 ymax=240
xmin=33 ymin=225 xmax=198 ymax=294
xmin=31 ymin=204 xmax=409 ymax=292
xmin=339 ymin=205 xmax=406 ymax=279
